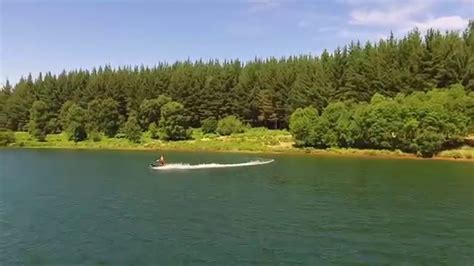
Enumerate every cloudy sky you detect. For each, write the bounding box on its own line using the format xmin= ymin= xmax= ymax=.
xmin=1 ymin=0 xmax=472 ymax=85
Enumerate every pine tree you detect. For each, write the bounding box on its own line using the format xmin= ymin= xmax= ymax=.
xmin=138 ymin=95 xmax=171 ymax=130
xmin=28 ymin=100 xmax=49 ymax=141
xmin=124 ymin=114 xmax=142 ymax=143
xmin=0 ymin=80 xmax=12 ymax=129
xmin=100 ymin=98 xmax=120 ymax=137
xmin=2 ymin=24 xmax=471 ymax=140
xmin=65 ymin=104 xmax=88 ymax=142
xmin=158 ymin=101 xmax=190 ymax=140
xmin=256 ymin=89 xmax=278 ymax=129
xmin=5 ymin=78 xmax=34 ymax=131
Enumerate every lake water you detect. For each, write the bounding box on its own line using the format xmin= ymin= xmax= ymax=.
xmin=1 ymin=149 xmax=473 ymax=264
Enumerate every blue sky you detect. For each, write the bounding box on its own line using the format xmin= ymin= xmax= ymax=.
xmin=1 ymin=0 xmax=472 ymax=85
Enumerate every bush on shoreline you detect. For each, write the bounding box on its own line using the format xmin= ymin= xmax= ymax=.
xmin=216 ymin=116 xmax=245 ymax=136
xmin=0 ymin=130 xmax=15 ymax=146
xmin=289 ymin=86 xmax=473 ymax=158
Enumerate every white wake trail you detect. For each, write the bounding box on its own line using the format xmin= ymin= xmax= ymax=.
xmin=151 ymin=159 xmax=274 ymax=170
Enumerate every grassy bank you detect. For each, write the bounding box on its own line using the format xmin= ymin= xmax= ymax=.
xmin=438 ymin=146 xmax=474 ymax=160
xmin=4 ymin=128 xmax=473 ymax=162
xmin=10 ymin=129 xmax=294 ymax=152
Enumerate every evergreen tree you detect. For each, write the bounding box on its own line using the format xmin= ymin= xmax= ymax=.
xmin=256 ymin=89 xmax=278 ymax=129
xmin=65 ymin=104 xmax=88 ymax=142
xmin=289 ymin=106 xmax=318 ymax=147
xmin=59 ymin=101 xmax=75 ymax=131
xmin=5 ymin=78 xmax=34 ymax=131
xmin=158 ymin=101 xmax=190 ymax=140
xmin=201 ymin=117 xmax=218 ymax=134
xmin=1 ymin=24 xmax=472 ymax=154
xmin=138 ymin=95 xmax=171 ymax=130
xmin=87 ymin=99 xmax=102 ymax=131
xmin=100 ymin=98 xmax=120 ymax=137
xmin=28 ymin=100 xmax=49 ymax=141
xmin=0 ymin=81 xmax=12 ymax=129
xmin=124 ymin=114 xmax=142 ymax=143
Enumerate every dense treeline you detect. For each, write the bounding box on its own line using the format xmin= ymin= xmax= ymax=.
xmin=0 ymin=24 xmax=473 ymax=152
xmin=289 ymin=85 xmax=473 ymax=157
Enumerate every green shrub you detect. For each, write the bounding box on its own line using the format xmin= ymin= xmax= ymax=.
xmin=415 ymin=130 xmax=444 ymax=158
xmin=452 ymin=151 xmax=463 ymax=159
xmin=0 ymin=131 xmax=15 ymax=146
xmin=289 ymin=107 xmax=318 ymax=147
xmin=64 ymin=104 xmax=88 ymax=142
xmin=89 ymin=131 xmax=102 ymax=142
xmin=158 ymin=101 xmax=191 ymax=140
xmin=123 ymin=115 xmax=142 ymax=143
xmin=201 ymin=117 xmax=218 ymax=134
xmin=28 ymin=100 xmax=49 ymax=141
xmin=139 ymin=95 xmax=171 ymax=130
xmin=46 ymin=118 xmax=61 ymax=134
xmin=148 ymin=122 xmax=159 ymax=139
xmin=216 ymin=116 xmax=245 ymax=136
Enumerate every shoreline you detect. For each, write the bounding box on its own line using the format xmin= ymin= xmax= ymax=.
xmin=4 ymin=131 xmax=473 ymax=163
xmin=4 ymin=143 xmax=474 ymax=163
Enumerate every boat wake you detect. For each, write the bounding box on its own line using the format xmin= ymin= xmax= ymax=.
xmin=150 ymin=159 xmax=274 ymax=170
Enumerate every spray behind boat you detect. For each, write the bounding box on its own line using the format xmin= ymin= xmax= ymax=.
xmin=149 ymin=158 xmax=274 ymax=170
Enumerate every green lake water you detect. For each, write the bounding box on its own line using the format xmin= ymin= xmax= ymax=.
xmin=1 ymin=149 xmax=473 ymax=264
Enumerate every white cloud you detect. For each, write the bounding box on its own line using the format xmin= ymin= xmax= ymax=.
xmin=348 ymin=0 xmax=470 ymax=33
xmin=349 ymin=2 xmax=428 ymax=27
xmin=341 ymin=0 xmax=470 ymax=4
xmin=411 ymin=16 xmax=469 ymax=32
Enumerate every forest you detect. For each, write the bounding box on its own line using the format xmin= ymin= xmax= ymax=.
xmin=0 ymin=23 xmax=473 ymax=157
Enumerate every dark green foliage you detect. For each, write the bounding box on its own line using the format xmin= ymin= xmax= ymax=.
xmin=289 ymin=86 xmax=473 ymax=157
xmin=64 ymin=104 xmax=88 ymax=142
xmin=4 ymin=77 xmax=34 ymax=131
xmin=1 ymin=25 xmax=473 ymax=155
xmin=148 ymin=122 xmax=159 ymax=139
xmin=4 ymin=26 xmax=472 ymax=134
xmin=89 ymin=131 xmax=102 ymax=142
xmin=87 ymin=99 xmax=102 ymax=131
xmin=216 ymin=116 xmax=245 ymax=136
xmin=28 ymin=101 xmax=49 ymax=141
xmin=99 ymin=98 xmax=120 ymax=137
xmin=415 ymin=129 xmax=444 ymax=157
xmin=59 ymin=101 xmax=75 ymax=131
xmin=138 ymin=95 xmax=172 ymax=130
xmin=0 ymin=130 xmax=15 ymax=146
xmin=201 ymin=117 xmax=217 ymax=134
xmin=123 ymin=115 xmax=142 ymax=143
xmin=0 ymin=81 xmax=12 ymax=129
xmin=158 ymin=101 xmax=190 ymax=140
xmin=46 ymin=117 xmax=61 ymax=134
xmin=257 ymin=89 xmax=278 ymax=129
xmin=289 ymin=107 xmax=318 ymax=147
xmin=87 ymin=98 xmax=120 ymax=137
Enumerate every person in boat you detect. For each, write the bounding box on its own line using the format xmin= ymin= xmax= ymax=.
xmin=156 ymin=154 xmax=165 ymax=166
